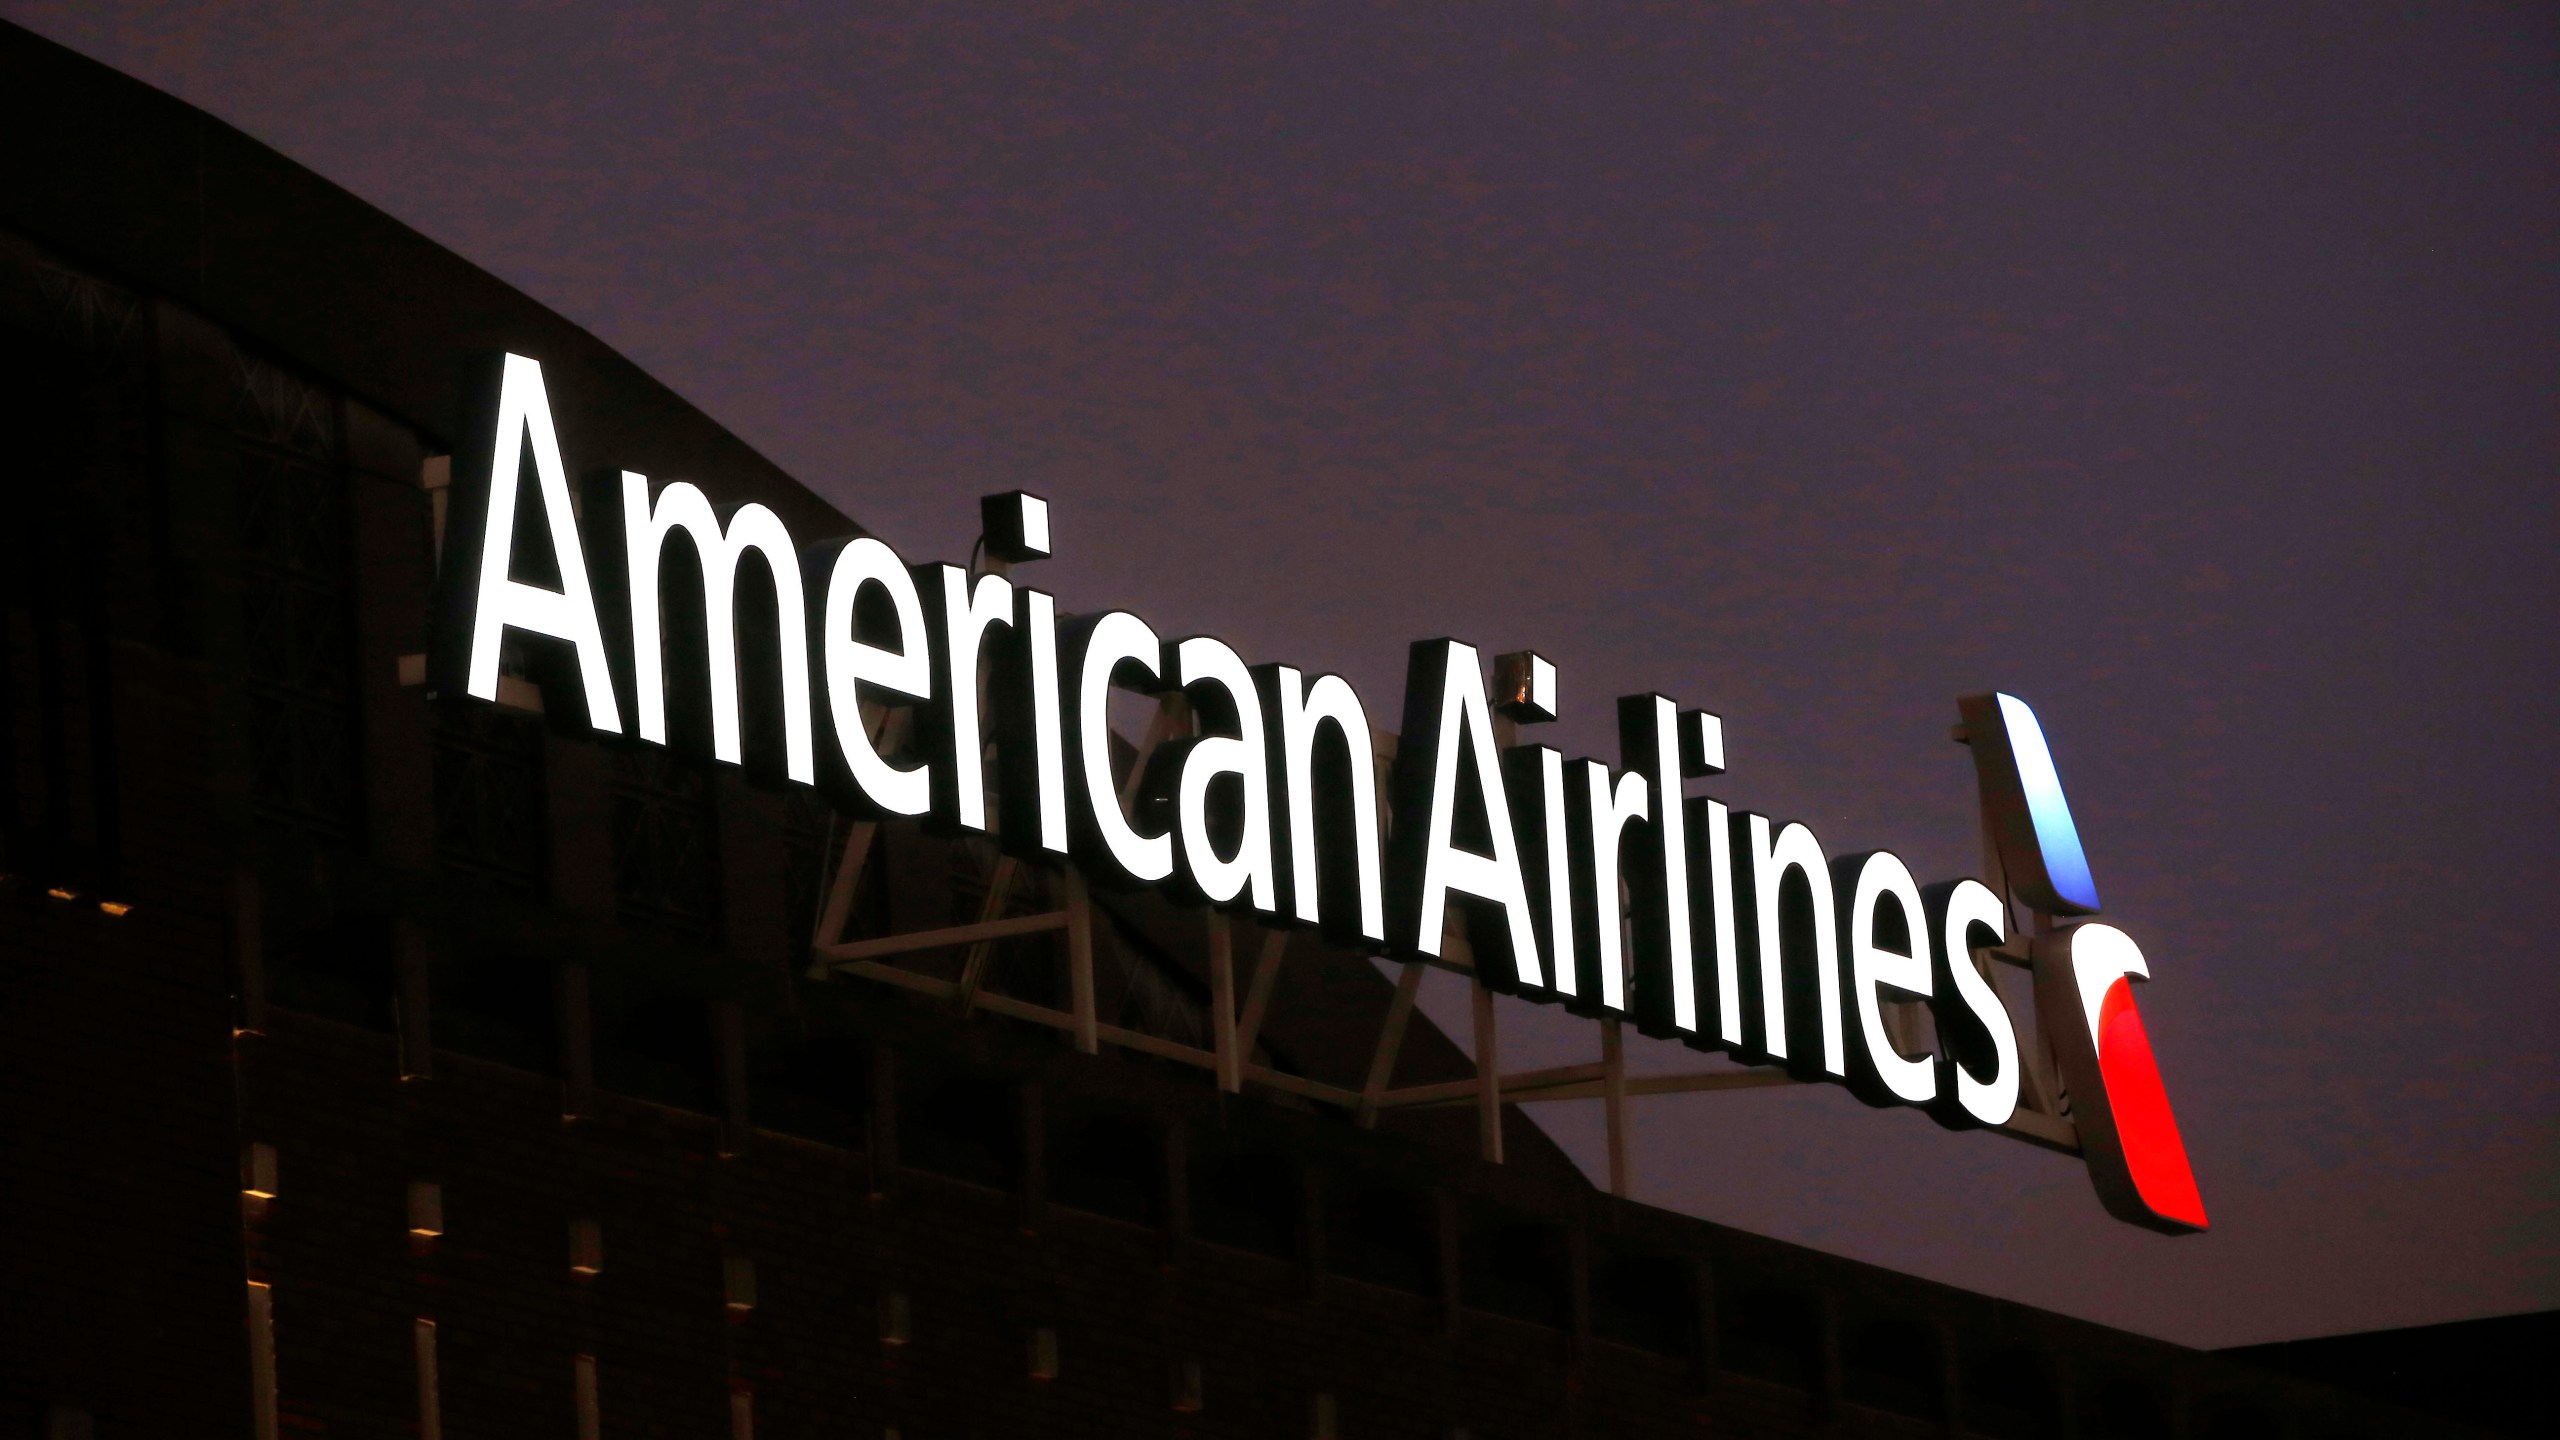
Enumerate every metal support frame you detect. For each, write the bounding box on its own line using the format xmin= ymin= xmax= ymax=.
xmin=805 ymin=663 xmax=2083 ymax=1198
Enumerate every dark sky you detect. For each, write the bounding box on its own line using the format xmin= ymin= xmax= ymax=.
xmin=17 ymin=2 xmax=2552 ymax=1348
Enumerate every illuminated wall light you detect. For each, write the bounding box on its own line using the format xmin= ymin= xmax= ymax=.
xmin=45 ymin=886 xmax=76 ymax=902
xmin=728 ymin=1384 xmax=754 ymax=1440
xmin=1170 ymin=1357 xmax=1204 ymax=1413
xmin=414 ymin=1318 xmax=443 ymax=1440
xmin=246 ymin=1281 xmax=279 ymax=1440
xmin=408 ymin=1181 xmax=444 ymax=1239
xmin=96 ymin=900 xmax=131 ymax=918
xmin=573 ymin=1355 xmax=600 ymax=1440
xmin=723 ymin=1255 xmax=757 ymax=1315
xmin=878 ymin=1290 xmax=912 ymax=1345
xmin=242 ymin=1142 xmax=279 ymax=1204
xmin=568 ymin=1218 xmax=604 ymax=1275
xmin=1028 ymin=1327 xmax=1060 ymax=1381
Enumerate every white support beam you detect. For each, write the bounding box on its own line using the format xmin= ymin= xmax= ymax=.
xmin=1233 ymin=927 xmax=1288 ymax=1060
xmin=814 ymin=911 xmax=1069 ymax=966
xmin=1242 ymin=1063 xmax=1363 ymax=1110
xmin=809 ymin=821 xmax=878 ymax=959
xmin=1356 ymin=961 xmax=1429 ymax=1128
xmin=952 ymin=855 xmax=1022 ymax=1016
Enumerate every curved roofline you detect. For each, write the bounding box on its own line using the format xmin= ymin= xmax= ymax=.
xmin=0 ymin=18 xmax=856 ymax=543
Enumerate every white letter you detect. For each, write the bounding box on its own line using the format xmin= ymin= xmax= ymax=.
xmin=1696 ymin=797 xmax=1743 ymax=1047
xmin=818 ymin=538 xmax=931 ymax=816
xmin=1385 ymin=640 xmax=1538 ymax=971
xmin=454 ymin=354 xmax=621 ymax=732
xmin=1846 ymin=851 xmax=1937 ymax=1105
xmin=1068 ymin=611 xmax=1174 ymax=885
xmin=1169 ymin=637 xmax=1276 ymax=910
xmin=620 ymin=474 xmax=813 ymax=782
xmin=919 ymin=565 xmax=1014 ymax=832
xmin=1933 ymin=878 xmax=2020 ymax=1126
xmin=1263 ymin=666 xmax=1386 ymax=943
xmin=1572 ymin=759 xmax=1649 ymax=1015
xmin=998 ymin=588 xmax=1070 ymax=855
xmin=1743 ymin=814 xmax=1844 ymax=1076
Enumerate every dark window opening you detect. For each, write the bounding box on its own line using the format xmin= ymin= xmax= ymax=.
xmin=1460 ymin=1215 xmax=1570 ymax=1328
xmin=239 ymin=443 xmax=361 ymax=846
xmin=1190 ymin=1149 xmax=1296 ymax=1257
xmin=2082 ymin=1376 xmax=2171 ymax=1440
xmin=609 ymin=748 xmax=721 ymax=945
xmin=1844 ymin=1317 xmax=1943 ymax=1420
xmin=594 ymin=994 xmax=717 ymax=1114
xmin=431 ymin=946 xmax=555 ymax=1074
xmin=1049 ymin=1109 xmax=1164 ymax=1226
xmin=266 ymin=910 xmax=397 ymax=1033
xmin=899 ymin=1070 xmax=1020 ymax=1190
xmin=751 ymin=1032 xmax=871 ymax=1147
xmin=433 ymin=701 xmax=547 ymax=900
xmin=2195 ymin=1398 xmax=2281 ymax=1440
xmin=1593 ymin=1255 xmax=1695 ymax=1358
xmin=1327 ymin=1182 xmax=1438 ymax=1296
xmin=1722 ymin=1285 xmax=1822 ymax=1392
xmin=1963 ymin=1348 xmax=2063 ymax=1440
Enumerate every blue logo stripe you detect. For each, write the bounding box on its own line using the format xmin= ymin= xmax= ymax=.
xmin=1996 ymin=693 xmax=2101 ymax=912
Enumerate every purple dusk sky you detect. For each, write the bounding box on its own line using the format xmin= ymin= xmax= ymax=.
xmin=13 ymin=2 xmax=2551 ymax=1347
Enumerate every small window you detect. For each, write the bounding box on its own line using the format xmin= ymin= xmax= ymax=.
xmin=1722 ymin=1285 xmax=1821 ymax=1391
xmin=751 ymin=1033 xmax=871 ymax=1147
xmin=1843 ymin=1317 xmax=1942 ymax=1419
xmin=267 ymin=910 xmax=396 ymax=1032
xmin=2082 ymin=1376 xmax=2170 ymax=1440
xmin=594 ymin=994 xmax=717 ymax=1114
xmin=430 ymin=945 xmax=556 ymax=1075
xmin=1592 ymin=1254 xmax=1695 ymax=1357
xmin=2195 ymin=1397 xmax=2281 ymax=1440
xmin=899 ymin=1071 xmax=1020 ymax=1189
xmin=1964 ymin=1348 xmax=2063 ymax=1440
xmin=1190 ymin=1149 xmax=1296 ymax=1256
xmin=1459 ymin=1213 xmax=1569 ymax=1328
xmin=1049 ymin=1109 xmax=1164 ymax=1225
xmin=1326 ymin=1182 xmax=1437 ymax=1295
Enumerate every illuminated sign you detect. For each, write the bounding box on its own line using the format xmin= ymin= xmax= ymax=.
xmin=430 ymin=354 xmax=2205 ymax=1234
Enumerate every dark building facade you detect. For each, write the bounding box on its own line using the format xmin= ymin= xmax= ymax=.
xmin=0 ymin=23 xmax=2502 ymax=1440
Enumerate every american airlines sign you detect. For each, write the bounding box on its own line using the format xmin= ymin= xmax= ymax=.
xmin=431 ymin=353 xmax=2206 ymax=1235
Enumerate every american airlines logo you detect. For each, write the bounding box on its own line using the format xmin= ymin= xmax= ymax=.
xmin=432 ymin=352 xmax=2205 ymax=1234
